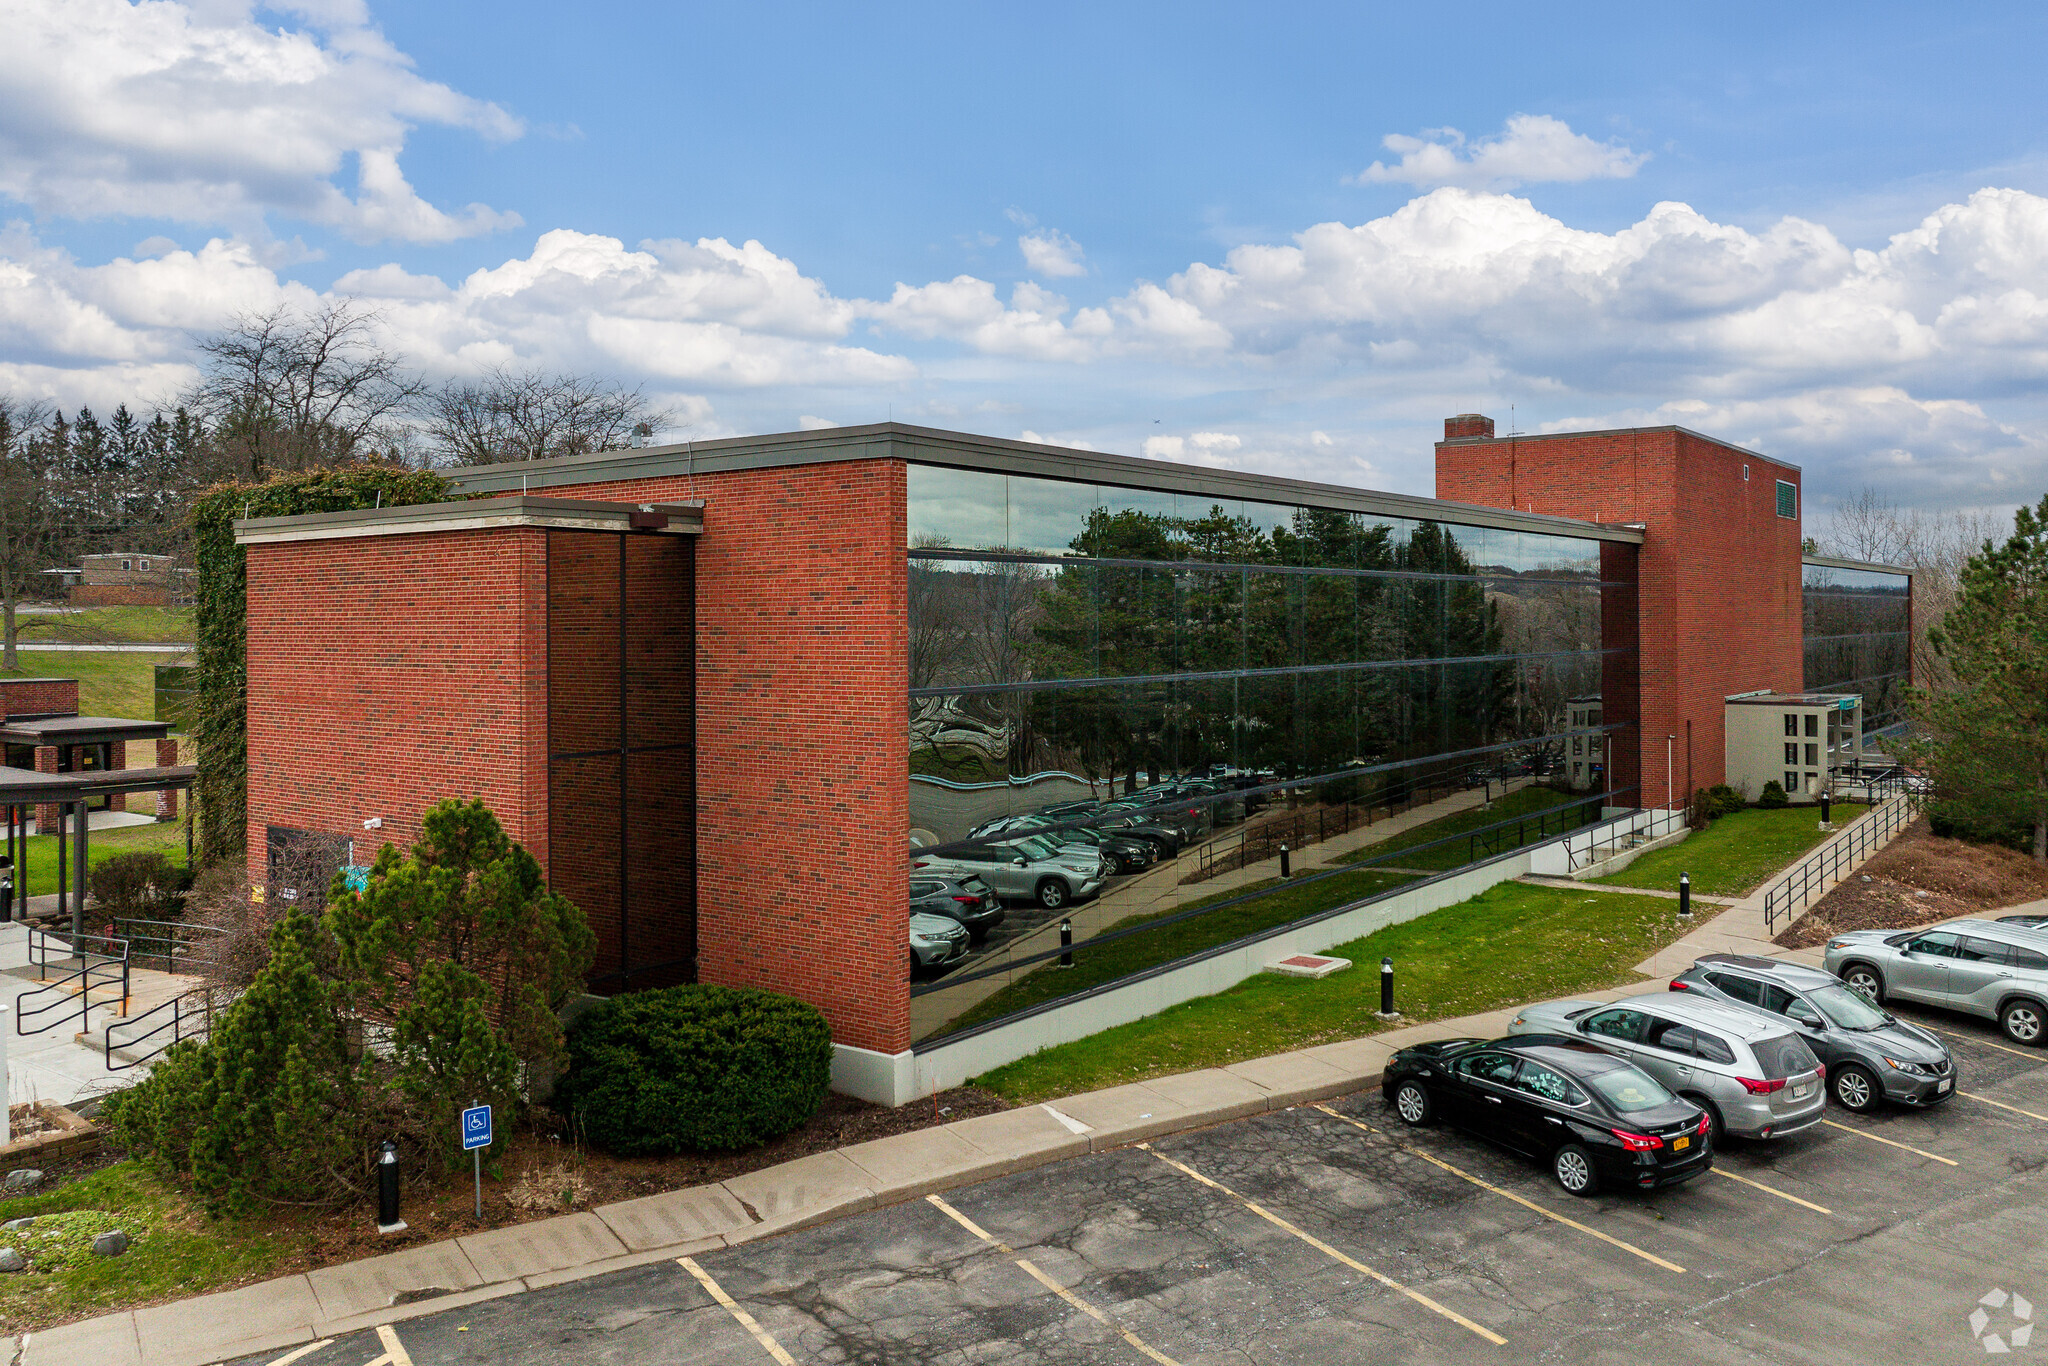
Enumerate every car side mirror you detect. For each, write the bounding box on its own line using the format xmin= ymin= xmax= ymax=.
xmin=1787 ymin=1002 xmax=1821 ymax=1027
xmin=1012 ymin=857 xmax=1028 ymax=867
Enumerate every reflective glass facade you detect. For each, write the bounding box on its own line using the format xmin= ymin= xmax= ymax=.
xmin=905 ymin=463 xmax=1639 ymax=1042
xmin=1801 ymin=562 xmax=1911 ymax=736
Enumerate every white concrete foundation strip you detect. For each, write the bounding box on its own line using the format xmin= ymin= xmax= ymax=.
xmin=1137 ymin=1145 xmax=1508 ymax=1346
xmin=678 ymin=1256 xmax=797 ymax=1366
xmin=925 ymin=1195 xmax=1181 ymax=1366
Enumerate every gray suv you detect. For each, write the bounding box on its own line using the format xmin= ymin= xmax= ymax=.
xmin=1510 ymin=993 xmax=1826 ymax=1142
xmin=1823 ymin=919 xmax=2048 ymax=1046
xmin=1669 ymin=954 xmax=1955 ymax=1112
xmin=912 ymin=834 xmax=1108 ymax=909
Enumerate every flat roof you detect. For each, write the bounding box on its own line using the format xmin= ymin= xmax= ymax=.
xmin=0 ymin=716 xmax=173 ymax=745
xmin=0 ymin=763 xmax=193 ymax=803
xmin=234 ymin=495 xmax=706 ymax=546
xmin=1725 ymin=692 xmax=1862 ymax=707
xmin=442 ymin=423 xmax=1647 ymax=546
xmin=1802 ymin=552 xmax=1913 ymax=577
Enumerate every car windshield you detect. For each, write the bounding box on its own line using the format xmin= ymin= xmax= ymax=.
xmin=1582 ymin=1064 xmax=1677 ymax=1114
xmin=1808 ymin=983 xmax=1891 ymax=1030
xmin=1010 ymin=836 xmax=1060 ymax=860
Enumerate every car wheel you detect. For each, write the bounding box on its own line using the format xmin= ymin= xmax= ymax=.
xmin=1036 ymin=878 xmax=1070 ymax=910
xmin=1831 ymin=1063 xmax=1881 ymax=1113
xmin=1689 ymin=1096 xmax=1726 ymax=1146
xmin=1553 ymin=1143 xmax=1599 ymax=1197
xmin=1841 ymin=963 xmax=1885 ymax=1005
xmin=1391 ymin=1080 xmax=1433 ymax=1126
xmin=2001 ymin=998 xmax=2046 ymax=1046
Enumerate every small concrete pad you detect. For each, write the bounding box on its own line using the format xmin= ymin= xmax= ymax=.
xmin=944 ymin=1105 xmax=1090 ymax=1172
xmin=1050 ymin=1081 xmax=1197 ymax=1150
xmin=457 ymin=1210 xmax=627 ymax=1283
xmin=594 ymin=1181 xmax=752 ymax=1252
xmin=22 ymin=1311 xmax=140 ymax=1366
xmin=133 ymin=1274 xmax=320 ymax=1366
xmin=722 ymin=1150 xmax=876 ymax=1230
xmin=1136 ymin=1068 xmax=1274 ymax=1125
xmin=304 ymin=1236 xmax=483 ymax=1320
xmin=840 ymin=1125 xmax=1000 ymax=1201
xmin=1221 ymin=1050 xmax=1359 ymax=1107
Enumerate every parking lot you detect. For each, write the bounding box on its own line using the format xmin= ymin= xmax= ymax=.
xmin=236 ymin=1007 xmax=2048 ymax=1366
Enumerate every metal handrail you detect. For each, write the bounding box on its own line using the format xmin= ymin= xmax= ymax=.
xmin=15 ymin=926 xmax=131 ymax=1038
xmin=1763 ymin=793 xmax=1917 ymax=932
xmin=110 ymin=918 xmax=226 ymax=974
xmin=104 ymin=986 xmax=221 ymax=1071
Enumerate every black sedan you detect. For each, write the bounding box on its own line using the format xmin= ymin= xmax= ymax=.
xmin=1381 ymin=1036 xmax=1713 ymax=1195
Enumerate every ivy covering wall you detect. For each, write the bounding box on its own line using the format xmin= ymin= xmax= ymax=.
xmin=192 ymin=467 xmax=453 ymax=866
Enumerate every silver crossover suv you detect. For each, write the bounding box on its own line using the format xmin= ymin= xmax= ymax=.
xmin=1510 ymin=993 xmax=1827 ymax=1142
xmin=912 ymin=833 xmax=1108 ymax=910
xmin=1823 ymin=919 xmax=2048 ymax=1046
xmin=909 ymin=911 xmax=970 ymax=975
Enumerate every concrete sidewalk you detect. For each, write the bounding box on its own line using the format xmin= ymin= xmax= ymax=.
xmin=19 ymin=799 xmax=1929 ymax=1366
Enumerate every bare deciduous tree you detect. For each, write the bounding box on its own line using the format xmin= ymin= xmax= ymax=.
xmin=0 ymin=395 xmax=63 ymax=669
xmin=423 ymin=365 xmax=669 ymax=466
xmin=187 ymin=301 xmax=422 ymax=478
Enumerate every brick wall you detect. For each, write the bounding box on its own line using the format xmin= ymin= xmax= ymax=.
xmin=534 ymin=461 xmax=910 ymax=1055
xmin=70 ymin=584 xmax=177 ymax=607
xmin=0 ymin=678 xmax=77 ymax=720
xmin=243 ymin=527 xmax=550 ymax=884
xmin=1438 ymin=423 xmax=1803 ymax=802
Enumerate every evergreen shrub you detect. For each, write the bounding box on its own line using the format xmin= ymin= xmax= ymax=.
xmin=1757 ymin=780 xmax=1790 ymax=809
xmin=561 ymin=985 xmax=832 ymax=1154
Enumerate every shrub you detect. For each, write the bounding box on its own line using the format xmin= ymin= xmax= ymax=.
xmin=90 ymin=851 xmax=184 ymax=921
xmin=1706 ymin=784 xmax=1745 ymax=818
xmin=1757 ymin=780 xmax=1790 ymax=809
xmin=560 ymin=985 xmax=832 ymax=1154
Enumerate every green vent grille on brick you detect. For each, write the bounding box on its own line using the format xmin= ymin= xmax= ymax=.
xmin=1776 ymin=480 xmax=1797 ymax=519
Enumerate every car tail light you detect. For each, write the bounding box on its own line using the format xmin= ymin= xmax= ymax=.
xmin=1815 ymin=1063 xmax=1826 ymax=1081
xmin=952 ymin=896 xmax=981 ymax=906
xmin=1696 ymin=1113 xmax=1711 ymax=1137
xmin=1669 ymin=978 xmax=1690 ymax=991
xmin=1738 ymin=1077 xmax=1786 ymax=1095
xmin=1611 ymin=1129 xmax=1664 ymax=1152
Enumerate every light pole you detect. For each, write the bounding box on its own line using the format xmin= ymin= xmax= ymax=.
xmin=1665 ymin=734 xmax=1676 ymax=815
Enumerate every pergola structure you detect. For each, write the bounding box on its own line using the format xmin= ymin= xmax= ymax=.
xmin=0 ymin=756 xmax=196 ymax=939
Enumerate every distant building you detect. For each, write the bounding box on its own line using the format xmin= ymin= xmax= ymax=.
xmin=70 ymin=553 xmax=188 ymax=607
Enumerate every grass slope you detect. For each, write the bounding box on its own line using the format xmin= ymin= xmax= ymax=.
xmin=975 ymin=880 xmax=1690 ymax=1103
xmin=1338 ymin=784 xmax=1587 ymax=872
xmin=14 ymin=820 xmax=189 ymax=898
xmin=0 ymin=651 xmax=183 ymax=721
xmin=1590 ymin=804 xmax=1869 ymax=897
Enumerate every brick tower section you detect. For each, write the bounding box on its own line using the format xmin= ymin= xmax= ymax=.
xmin=244 ymin=527 xmax=551 ymax=883
xmin=537 ymin=460 xmax=910 ymax=1057
xmin=1436 ymin=421 xmax=1804 ymax=805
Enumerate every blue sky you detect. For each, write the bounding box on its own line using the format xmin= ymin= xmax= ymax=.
xmin=6 ymin=1 xmax=2048 ymax=521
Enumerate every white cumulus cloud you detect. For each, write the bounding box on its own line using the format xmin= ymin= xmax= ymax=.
xmin=0 ymin=0 xmax=523 ymax=243
xmin=1353 ymin=115 xmax=1647 ymax=191
xmin=1019 ymin=229 xmax=1087 ymax=278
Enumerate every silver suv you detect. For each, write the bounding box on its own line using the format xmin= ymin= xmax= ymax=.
xmin=1510 ymin=993 xmax=1826 ymax=1142
xmin=1823 ymin=919 xmax=2048 ymax=1046
xmin=912 ymin=833 xmax=1108 ymax=909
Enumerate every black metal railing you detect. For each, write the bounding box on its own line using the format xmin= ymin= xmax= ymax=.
xmin=104 ymin=986 xmax=221 ymax=1071
xmin=15 ymin=927 xmax=130 ymax=1038
xmin=110 ymin=918 xmax=225 ymax=975
xmin=1763 ymin=793 xmax=1917 ymax=932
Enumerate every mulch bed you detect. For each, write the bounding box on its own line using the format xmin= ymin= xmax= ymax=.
xmin=1776 ymin=819 xmax=2048 ymax=949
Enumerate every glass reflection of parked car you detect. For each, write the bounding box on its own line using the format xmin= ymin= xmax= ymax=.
xmin=1509 ymin=993 xmax=1826 ymax=1142
xmin=909 ymin=874 xmax=1005 ymax=944
xmin=1824 ymin=919 xmax=2048 ymax=1046
xmin=909 ymin=911 xmax=969 ymax=977
xmin=1381 ymin=1036 xmax=1712 ymax=1196
xmin=966 ymin=814 xmax=1154 ymax=875
xmin=1668 ymin=954 xmax=1955 ymax=1112
xmin=912 ymin=834 xmax=1107 ymax=909
xmin=1090 ymin=810 xmax=1183 ymax=858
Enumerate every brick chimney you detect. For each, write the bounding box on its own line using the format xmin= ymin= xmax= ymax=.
xmin=1444 ymin=413 xmax=1495 ymax=440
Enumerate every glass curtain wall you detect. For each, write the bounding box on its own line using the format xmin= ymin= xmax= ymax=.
xmin=905 ymin=464 xmax=1636 ymax=1044
xmin=1801 ymin=563 xmax=1911 ymax=737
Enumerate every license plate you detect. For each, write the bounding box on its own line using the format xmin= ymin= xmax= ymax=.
xmin=1673 ymin=1135 xmax=1690 ymax=1151
xmin=1939 ymin=1078 xmax=1953 ymax=1094
xmin=1792 ymin=1084 xmax=1812 ymax=1099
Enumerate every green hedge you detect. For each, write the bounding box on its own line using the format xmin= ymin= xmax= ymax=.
xmin=559 ymin=985 xmax=833 ymax=1154
xmin=191 ymin=467 xmax=451 ymax=865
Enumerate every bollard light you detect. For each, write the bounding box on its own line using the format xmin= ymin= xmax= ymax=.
xmin=1378 ymin=956 xmax=1396 ymax=1018
xmin=376 ymin=1140 xmax=407 ymax=1234
xmin=1678 ymin=871 xmax=1692 ymax=918
xmin=1279 ymin=842 xmax=1291 ymax=879
xmin=1058 ymin=919 xmax=1073 ymax=968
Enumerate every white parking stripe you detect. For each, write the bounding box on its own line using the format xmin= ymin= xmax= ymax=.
xmin=259 ymin=1342 xmax=333 ymax=1366
xmin=373 ymin=1326 xmax=413 ymax=1366
xmin=1139 ymin=1145 xmax=1509 ymax=1346
xmin=1820 ymin=1118 xmax=1958 ymax=1165
xmin=1896 ymin=1019 xmax=2042 ymax=1061
xmin=1960 ymin=1091 xmax=2048 ymax=1124
xmin=679 ymin=1257 xmax=798 ymax=1366
xmin=1311 ymin=1105 xmax=1686 ymax=1274
xmin=926 ymin=1195 xmax=1181 ymax=1366
xmin=1709 ymin=1166 xmax=1833 ymax=1215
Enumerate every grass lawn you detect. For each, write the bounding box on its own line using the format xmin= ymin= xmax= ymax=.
xmin=935 ymin=866 xmax=1420 ymax=1037
xmin=13 ymin=819 xmax=189 ymax=898
xmin=973 ymin=880 xmax=1692 ymax=1103
xmin=0 ymin=650 xmax=184 ymax=721
xmin=14 ymin=608 xmax=194 ymax=645
xmin=1589 ymin=803 xmax=1869 ymax=897
xmin=0 ymin=1162 xmax=300 ymax=1333
xmin=1337 ymin=783 xmax=1590 ymax=872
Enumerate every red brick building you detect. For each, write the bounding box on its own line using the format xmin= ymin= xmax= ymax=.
xmin=237 ymin=420 xmax=1910 ymax=1102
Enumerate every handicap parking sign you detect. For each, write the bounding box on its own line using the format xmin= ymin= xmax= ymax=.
xmin=462 ymin=1104 xmax=492 ymax=1151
